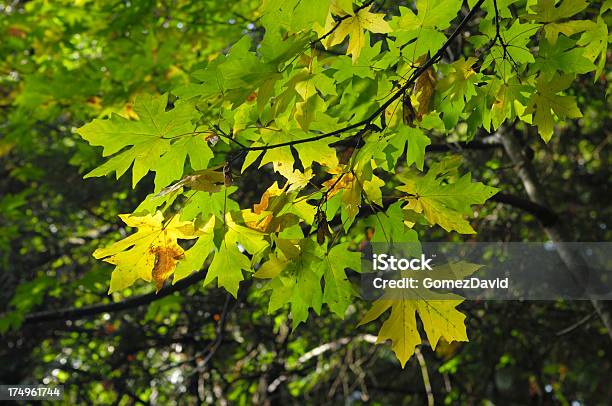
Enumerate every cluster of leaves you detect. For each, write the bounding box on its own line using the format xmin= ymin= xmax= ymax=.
xmin=75 ymin=0 xmax=608 ymax=366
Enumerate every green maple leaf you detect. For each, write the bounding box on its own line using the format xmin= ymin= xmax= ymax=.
xmin=204 ymin=214 xmax=269 ymax=297
xmin=176 ymin=36 xmax=280 ymax=106
xmin=293 ymin=138 xmax=339 ymax=170
xmin=526 ymin=0 xmax=592 ymax=48
xmin=483 ymin=21 xmax=541 ymax=75
xmin=173 ymin=216 xmax=216 ymax=283
xmin=224 ymin=214 xmax=270 ymax=257
xmin=260 ymin=0 xmax=329 ymax=34
xmin=365 ymin=202 xmax=420 ymax=244
xmin=397 ymin=162 xmax=498 ymax=234
xmin=437 ymin=57 xmax=480 ymax=102
xmin=488 ymin=78 xmax=531 ymax=130
xmin=328 ymin=160 xmax=385 ymax=231
xmin=437 ymin=57 xmax=480 ymax=128
xmin=393 ymin=0 xmax=461 ymax=58
xmin=528 ymin=0 xmax=589 ymax=23
xmin=330 ymin=49 xmax=379 ymax=81
xmin=180 ymin=187 xmax=240 ymax=221
xmin=387 ymin=126 xmax=431 ymax=171
xmin=396 ymin=0 xmax=462 ymax=30
xmin=534 ymin=36 xmax=596 ymax=77
xmin=205 ymin=242 xmax=252 ymax=298
xmin=78 ymin=93 xmax=208 ymax=188
xmin=320 ymin=243 xmax=361 ymax=317
xmin=152 ymin=135 xmax=213 ymax=193
xmin=256 ymin=239 xmax=325 ymax=328
xmin=526 ymin=74 xmax=582 ymax=142
xmin=576 ymin=17 xmax=608 ymax=78
xmin=243 ymin=129 xmax=337 ymax=189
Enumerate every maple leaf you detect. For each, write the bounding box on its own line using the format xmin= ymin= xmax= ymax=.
xmin=78 ymin=93 xmax=209 ymax=189
xmin=526 ymin=74 xmax=582 ymax=142
xmin=256 ymin=239 xmax=325 ymax=328
xmin=541 ymin=20 xmax=594 ymax=45
xmin=93 ymin=211 xmax=198 ymax=293
xmin=364 ymin=203 xmax=420 ymax=244
xmin=397 ymin=0 xmax=462 ymax=30
xmin=393 ymin=0 xmax=462 ymax=58
xmin=173 ymin=216 xmax=216 ymax=283
xmin=260 ymin=0 xmax=329 ymax=34
xmin=324 ymin=167 xmax=385 ymax=231
xmin=533 ymin=36 xmax=596 ymax=77
xmin=152 ymin=136 xmax=213 ymax=193
xmin=388 ymin=126 xmax=431 ymax=171
xmin=437 ymin=58 xmax=479 ymax=103
xmin=203 ymin=213 xmax=269 ymax=297
xmin=525 ymin=0 xmax=594 ymax=56
xmin=248 ymin=182 xmax=315 ymax=233
xmin=243 ymin=129 xmax=326 ymax=191
xmin=293 ymin=138 xmax=339 ymax=170
xmin=320 ymin=243 xmax=362 ymax=317
xmin=397 ymin=160 xmax=498 ymax=234
xmin=482 ymin=21 xmax=541 ymax=75
xmin=324 ymin=6 xmax=391 ymax=62
xmin=529 ymin=0 xmax=588 ymax=23
xmin=576 ymin=17 xmax=608 ymax=78
xmin=359 ymin=294 xmax=467 ymax=367
xmin=206 ymin=242 xmax=252 ymax=298
xmin=527 ymin=0 xmax=608 ymax=75
xmin=488 ymin=78 xmax=531 ymax=130
xmin=358 ymin=262 xmax=481 ymax=367
xmin=436 ymin=57 xmax=480 ymax=128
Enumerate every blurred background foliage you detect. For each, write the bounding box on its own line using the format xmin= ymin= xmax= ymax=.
xmin=0 ymin=0 xmax=610 ymax=404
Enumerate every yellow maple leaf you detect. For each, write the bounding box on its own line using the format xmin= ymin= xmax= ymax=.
xmin=94 ymin=211 xmax=198 ymax=293
xmin=324 ymin=6 xmax=391 ymax=62
xmin=358 ymin=262 xmax=480 ymax=367
xmin=283 ymin=168 xmax=314 ymax=192
xmin=359 ymin=297 xmax=468 ymax=367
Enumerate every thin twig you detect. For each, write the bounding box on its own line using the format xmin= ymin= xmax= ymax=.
xmin=415 ymin=347 xmax=434 ymax=406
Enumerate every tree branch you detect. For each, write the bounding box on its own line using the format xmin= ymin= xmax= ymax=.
xmin=426 ymin=139 xmax=501 ymax=152
xmin=490 ymin=193 xmax=558 ymax=226
xmin=21 ymin=270 xmax=207 ymax=325
xmin=329 ymin=136 xmax=502 ymax=151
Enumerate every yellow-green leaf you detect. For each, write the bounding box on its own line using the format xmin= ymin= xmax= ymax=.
xmin=324 ymin=6 xmax=391 ymax=62
xmin=94 ymin=211 xmax=198 ymax=293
